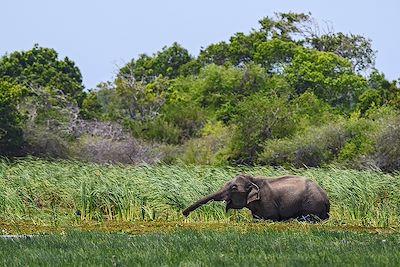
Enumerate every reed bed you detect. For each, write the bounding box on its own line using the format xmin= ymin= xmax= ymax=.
xmin=0 ymin=159 xmax=399 ymax=227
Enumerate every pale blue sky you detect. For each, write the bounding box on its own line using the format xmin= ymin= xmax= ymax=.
xmin=2 ymin=0 xmax=399 ymax=89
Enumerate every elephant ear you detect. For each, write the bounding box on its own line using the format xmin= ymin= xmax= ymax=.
xmin=247 ymin=182 xmax=260 ymax=204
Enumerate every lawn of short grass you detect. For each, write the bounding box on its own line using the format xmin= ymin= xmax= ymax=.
xmin=1 ymin=227 xmax=399 ymax=266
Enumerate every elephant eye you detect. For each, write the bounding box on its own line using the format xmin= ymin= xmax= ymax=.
xmin=231 ymin=184 xmax=238 ymax=191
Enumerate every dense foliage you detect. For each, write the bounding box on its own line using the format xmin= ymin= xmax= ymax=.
xmin=1 ymin=12 xmax=399 ymax=171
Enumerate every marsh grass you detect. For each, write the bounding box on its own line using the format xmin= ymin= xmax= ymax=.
xmin=0 ymin=159 xmax=399 ymax=227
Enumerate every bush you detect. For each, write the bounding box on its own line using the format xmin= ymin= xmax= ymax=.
xmin=290 ymin=92 xmax=338 ymax=131
xmin=259 ymin=123 xmax=347 ymax=168
xmin=228 ymin=93 xmax=295 ymax=165
xmin=80 ymin=91 xmax=103 ymax=120
xmin=294 ymin=143 xmax=328 ymax=168
xmin=23 ymin=127 xmax=70 ymax=159
xmin=334 ymin=107 xmax=399 ymax=170
xmin=356 ymin=89 xmax=383 ymax=115
xmin=124 ymin=118 xmax=181 ymax=144
xmin=18 ymin=86 xmax=80 ymax=158
xmin=70 ymin=120 xmax=167 ymax=164
xmin=374 ymin=118 xmax=400 ymax=172
xmin=337 ymin=116 xmax=378 ymax=165
xmin=73 ymin=135 xmax=164 ymax=165
xmin=162 ymin=103 xmax=207 ymax=141
xmin=257 ymin=138 xmax=295 ymax=168
xmin=178 ymin=121 xmax=232 ymax=165
xmin=228 ymin=91 xmax=340 ymax=166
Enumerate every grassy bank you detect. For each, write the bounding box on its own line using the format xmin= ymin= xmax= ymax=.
xmin=1 ymin=227 xmax=399 ymax=266
xmin=0 ymin=159 xmax=400 ymax=227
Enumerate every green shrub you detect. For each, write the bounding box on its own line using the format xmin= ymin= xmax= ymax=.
xmin=179 ymin=121 xmax=232 ymax=165
xmin=228 ymin=93 xmax=295 ymax=164
xmin=374 ymin=118 xmax=400 ymax=172
xmin=160 ymin=101 xmax=207 ymax=142
xmin=124 ymin=118 xmax=181 ymax=144
xmin=259 ymin=123 xmax=346 ymax=168
xmin=227 ymin=91 xmax=342 ymax=166
xmin=17 ymin=86 xmax=82 ymax=159
xmin=23 ymin=127 xmax=70 ymax=159
xmin=80 ymin=92 xmax=103 ymax=120
xmin=294 ymin=143 xmax=328 ymax=167
xmin=290 ymin=92 xmax=338 ymax=131
xmin=258 ymin=138 xmax=295 ymax=167
xmin=338 ymin=116 xmax=378 ymax=164
xmin=357 ymin=89 xmax=383 ymax=115
xmin=334 ymin=107 xmax=399 ymax=170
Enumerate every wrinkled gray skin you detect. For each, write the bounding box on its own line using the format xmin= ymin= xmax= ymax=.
xmin=182 ymin=175 xmax=330 ymax=222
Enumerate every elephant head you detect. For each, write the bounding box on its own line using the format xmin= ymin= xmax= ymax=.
xmin=182 ymin=175 xmax=260 ymax=217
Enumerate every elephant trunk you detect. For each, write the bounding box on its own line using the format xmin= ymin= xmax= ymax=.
xmin=182 ymin=189 xmax=227 ymax=217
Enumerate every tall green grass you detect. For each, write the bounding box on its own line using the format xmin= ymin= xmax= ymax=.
xmin=0 ymin=159 xmax=399 ymax=227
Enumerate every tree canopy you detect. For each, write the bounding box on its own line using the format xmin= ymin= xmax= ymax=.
xmin=0 ymin=44 xmax=85 ymax=104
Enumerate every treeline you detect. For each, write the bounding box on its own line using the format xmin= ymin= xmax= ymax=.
xmin=1 ymin=13 xmax=399 ymax=171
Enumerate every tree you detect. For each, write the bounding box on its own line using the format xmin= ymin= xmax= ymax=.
xmin=0 ymin=44 xmax=85 ymax=105
xmin=257 ymin=12 xmax=314 ymax=41
xmin=198 ymin=12 xmax=313 ymax=68
xmin=227 ymin=32 xmax=263 ymax=66
xmin=0 ymin=81 xmax=26 ymax=155
xmin=198 ymin=42 xmax=231 ymax=66
xmin=254 ymin=39 xmax=298 ymax=74
xmin=308 ymin=33 xmax=376 ymax=72
xmin=115 ymin=72 xmax=168 ymax=122
xmin=285 ymin=48 xmax=368 ymax=111
xmin=119 ymin=42 xmax=193 ymax=83
xmin=177 ymin=64 xmax=270 ymax=123
xmin=367 ymin=70 xmax=399 ymax=107
xmin=80 ymin=91 xmax=103 ymax=120
xmin=228 ymin=93 xmax=295 ymax=164
xmin=357 ymin=70 xmax=400 ymax=113
xmin=198 ymin=12 xmax=376 ymax=76
xmin=155 ymin=43 xmax=193 ymax=79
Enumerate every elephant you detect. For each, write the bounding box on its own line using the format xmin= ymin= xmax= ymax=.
xmin=182 ymin=174 xmax=330 ymax=222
